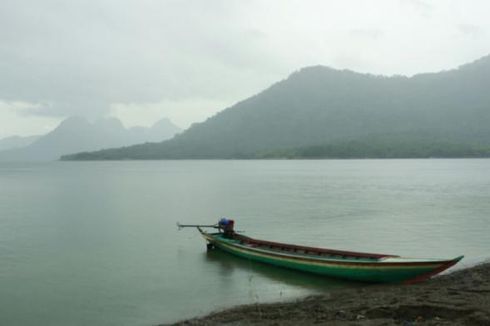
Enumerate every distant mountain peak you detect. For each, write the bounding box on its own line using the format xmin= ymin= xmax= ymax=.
xmin=289 ymin=65 xmax=340 ymax=78
xmin=0 ymin=116 xmax=181 ymax=161
xmin=56 ymin=116 xmax=90 ymax=130
xmin=291 ymin=53 xmax=490 ymax=80
xmin=286 ymin=65 xmax=389 ymax=85
xmin=151 ymin=118 xmax=180 ymax=130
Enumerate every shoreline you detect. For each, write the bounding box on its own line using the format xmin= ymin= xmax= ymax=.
xmin=169 ymin=262 xmax=490 ymax=325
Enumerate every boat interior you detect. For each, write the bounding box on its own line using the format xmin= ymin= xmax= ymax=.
xmin=219 ymin=232 xmax=398 ymax=261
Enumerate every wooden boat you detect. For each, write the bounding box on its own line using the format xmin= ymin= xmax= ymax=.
xmin=179 ymin=220 xmax=463 ymax=284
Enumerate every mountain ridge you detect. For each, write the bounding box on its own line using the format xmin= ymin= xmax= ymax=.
xmin=62 ymin=55 xmax=490 ymax=160
xmin=0 ymin=116 xmax=181 ymax=161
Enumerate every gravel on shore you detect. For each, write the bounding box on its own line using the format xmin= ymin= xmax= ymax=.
xmin=170 ymin=262 xmax=490 ymax=325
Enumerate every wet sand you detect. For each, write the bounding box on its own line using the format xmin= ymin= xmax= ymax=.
xmin=170 ymin=262 xmax=490 ymax=325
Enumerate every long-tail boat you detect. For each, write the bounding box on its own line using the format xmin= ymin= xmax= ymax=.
xmin=178 ymin=219 xmax=464 ymax=284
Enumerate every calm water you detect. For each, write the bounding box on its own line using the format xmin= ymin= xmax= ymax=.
xmin=1 ymin=159 xmax=489 ymax=325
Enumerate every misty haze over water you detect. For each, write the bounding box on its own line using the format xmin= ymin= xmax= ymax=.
xmin=1 ymin=160 xmax=489 ymax=325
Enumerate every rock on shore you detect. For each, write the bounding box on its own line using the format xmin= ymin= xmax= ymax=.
xmin=170 ymin=262 xmax=490 ymax=325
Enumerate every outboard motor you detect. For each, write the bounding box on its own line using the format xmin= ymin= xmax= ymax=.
xmin=218 ymin=218 xmax=235 ymax=238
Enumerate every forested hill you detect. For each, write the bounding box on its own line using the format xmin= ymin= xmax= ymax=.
xmin=62 ymin=55 xmax=490 ymax=160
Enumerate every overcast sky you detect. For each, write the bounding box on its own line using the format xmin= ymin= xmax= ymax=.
xmin=1 ymin=0 xmax=490 ymax=138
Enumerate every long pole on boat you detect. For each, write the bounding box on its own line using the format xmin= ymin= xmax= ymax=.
xmin=177 ymin=222 xmax=219 ymax=230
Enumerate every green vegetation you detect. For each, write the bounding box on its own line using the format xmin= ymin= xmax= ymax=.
xmin=62 ymin=55 xmax=490 ymax=160
xmin=258 ymin=139 xmax=490 ymax=159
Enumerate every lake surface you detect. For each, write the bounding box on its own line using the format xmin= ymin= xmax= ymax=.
xmin=1 ymin=159 xmax=489 ymax=325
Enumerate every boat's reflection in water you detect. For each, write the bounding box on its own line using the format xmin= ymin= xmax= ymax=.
xmin=203 ymin=249 xmax=364 ymax=293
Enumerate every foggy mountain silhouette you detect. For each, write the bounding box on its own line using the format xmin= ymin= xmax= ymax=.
xmin=63 ymin=55 xmax=490 ymax=160
xmin=0 ymin=117 xmax=181 ymax=161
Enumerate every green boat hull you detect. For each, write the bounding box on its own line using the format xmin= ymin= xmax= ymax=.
xmin=202 ymin=232 xmax=463 ymax=283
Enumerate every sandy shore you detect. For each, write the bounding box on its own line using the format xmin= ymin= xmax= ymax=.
xmin=169 ymin=262 xmax=490 ymax=325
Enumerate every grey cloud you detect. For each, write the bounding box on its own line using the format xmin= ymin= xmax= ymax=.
xmin=348 ymin=29 xmax=384 ymax=40
xmin=400 ymin=0 xmax=433 ymax=17
xmin=0 ymin=0 xmax=281 ymax=118
xmin=458 ymin=24 xmax=485 ymax=37
xmin=1 ymin=0 xmax=490 ymax=126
